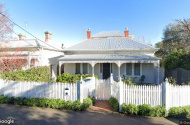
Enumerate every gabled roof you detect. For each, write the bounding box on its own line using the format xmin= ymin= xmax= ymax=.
xmin=0 ymin=39 xmax=63 ymax=51
xmin=65 ymin=37 xmax=157 ymax=51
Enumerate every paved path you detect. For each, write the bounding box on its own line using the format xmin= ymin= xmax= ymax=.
xmin=0 ymin=104 xmax=179 ymax=125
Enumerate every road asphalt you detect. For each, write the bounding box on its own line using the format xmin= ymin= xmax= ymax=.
xmin=0 ymin=104 xmax=184 ymax=125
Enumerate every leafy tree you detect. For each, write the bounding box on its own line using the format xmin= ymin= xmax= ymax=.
xmin=155 ymin=19 xmax=190 ymax=59
xmin=164 ymin=49 xmax=190 ymax=70
xmin=0 ymin=3 xmax=27 ymax=72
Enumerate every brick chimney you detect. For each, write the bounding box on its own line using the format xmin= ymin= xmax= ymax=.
xmin=124 ymin=27 xmax=129 ymax=37
xmin=18 ymin=34 xmax=26 ymax=40
xmin=87 ymin=28 xmax=91 ymax=39
xmin=45 ymin=31 xmax=52 ymax=42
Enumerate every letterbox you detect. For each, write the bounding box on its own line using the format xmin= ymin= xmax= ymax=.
xmin=65 ymin=88 xmax=70 ymax=96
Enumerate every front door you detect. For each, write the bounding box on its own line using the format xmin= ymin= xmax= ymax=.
xmin=103 ymin=63 xmax=110 ymax=79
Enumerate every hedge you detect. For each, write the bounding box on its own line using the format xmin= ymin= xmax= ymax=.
xmin=118 ymin=102 xmax=190 ymax=118
xmin=56 ymin=73 xmax=99 ymax=83
xmin=168 ymin=106 xmax=190 ymax=118
xmin=108 ymin=97 xmax=167 ymax=117
xmin=121 ymin=104 xmax=167 ymax=117
xmin=1 ymin=66 xmax=52 ymax=82
xmin=122 ymin=103 xmax=138 ymax=115
xmin=0 ymin=95 xmax=92 ymax=111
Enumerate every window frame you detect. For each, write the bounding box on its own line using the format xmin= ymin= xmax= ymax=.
xmin=126 ymin=63 xmax=132 ymax=76
xmin=82 ymin=63 xmax=88 ymax=74
xmin=75 ymin=63 xmax=81 ymax=74
xmin=125 ymin=63 xmax=142 ymax=77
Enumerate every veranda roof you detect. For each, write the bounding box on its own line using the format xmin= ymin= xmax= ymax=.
xmin=58 ymin=54 xmax=160 ymax=61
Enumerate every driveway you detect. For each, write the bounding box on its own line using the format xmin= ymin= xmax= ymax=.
xmin=0 ymin=104 xmax=179 ymax=125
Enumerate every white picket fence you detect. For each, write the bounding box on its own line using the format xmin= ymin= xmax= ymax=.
xmin=118 ymin=78 xmax=190 ymax=111
xmin=0 ymin=76 xmax=190 ymax=111
xmin=164 ymin=81 xmax=190 ymax=110
xmin=122 ymin=84 xmax=162 ymax=107
xmin=111 ymin=79 xmax=120 ymax=101
xmin=0 ymin=79 xmax=77 ymax=101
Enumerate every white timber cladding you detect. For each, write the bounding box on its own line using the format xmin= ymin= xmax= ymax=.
xmin=64 ymin=63 xmax=75 ymax=74
xmin=63 ymin=62 xmax=157 ymax=83
xmin=40 ymin=49 xmax=64 ymax=66
xmin=142 ymin=63 xmax=154 ymax=83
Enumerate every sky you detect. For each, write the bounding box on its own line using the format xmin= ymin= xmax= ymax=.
xmin=1 ymin=0 xmax=190 ymax=47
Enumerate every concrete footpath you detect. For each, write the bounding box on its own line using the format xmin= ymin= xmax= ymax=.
xmin=0 ymin=104 xmax=181 ymax=125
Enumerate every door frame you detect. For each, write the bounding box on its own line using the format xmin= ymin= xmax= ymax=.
xmin=102 ymin=63 xmax=112 ymax=79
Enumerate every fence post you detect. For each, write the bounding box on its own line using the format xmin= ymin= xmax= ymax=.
xmin=163 ymin=78 xmax=170 ymax=111
xmin=110 ymin=73 xmax=113 ymax=96
xmin=92 ymin=74 xmax=96 ymax=97
xmin=119 ymin=77 xmax=123 ymax=112
xmin=77 ymin=76 xmax=83 ymax=103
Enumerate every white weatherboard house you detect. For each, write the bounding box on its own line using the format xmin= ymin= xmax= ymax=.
xmin=58 ymin=28 xmax=162 ymax=84
xmin=0 ymin=32 xmax=63 ymax=74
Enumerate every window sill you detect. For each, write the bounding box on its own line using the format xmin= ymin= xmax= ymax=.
xmin=125 ymin=75 xmax=141 ymax=77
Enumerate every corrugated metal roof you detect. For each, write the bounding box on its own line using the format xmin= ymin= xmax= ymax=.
xmin=59 ymin=54 xmax=160 ymax=60
xmin=65 ymin=37 xmax=156 ymax=51
xmin=91 ymin=31 xmax=125 ymax=38
xmin=0 ymin=39 xmax=62 ymax=51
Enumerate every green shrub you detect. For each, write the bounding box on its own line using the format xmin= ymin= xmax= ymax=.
xmin=121 ymin=103 xmax=166 ymax=117
xmin=0 ymin=95 xmax=7 ymax=104
xmin=5 ymin=97 xmax=15 ymax=104
xmin=81 ymin=98 xmax=93 ymax=111
xmin=139 ymin=75 xmax=145 ymax=84
xmin=183 ymin=106 xmax=190 ymax=117
xmin=23 ymin=98 xmax=39 ymax=106
xmin=56 ymin=73 xmax=99 ymax=83
xmin=47 ymin=99 xmax=59 ymax=109
xmin=109 ymin=97 xmax=119 ymax=112
xmin=169 ymin=106 xmax=190 ymax=118
xmin=1 ymin=66 xmax=53 ymax=82
xmin=39 ymin=98 xmax=48 ymax=107
xmin=0 ymin=94 xmax=93 ymax=111
xmin=138 ymin=104 xmax=152 ymax=116
xmin=123 ymin=77 xmax=136 ymax=85
xmin=56 ymin=99 xmax=65 ymax=109
xmin=122 ymin=104 xmax=138 ymax=115
xmin=15 ymin=97 xmax=25 ymax=105
xmin=89 ymin=96 xmax=96 ymax=105
xmin=164 ymin=49 xmax=190 ymax=70
xmin=150 ymin=106 xmax=167 ymax=117
xmin=72 ymin=100 xmax=82 ymax=111
xmin=64 ymin=100 xmax=73 ymax=110
xmin=58 ymin=100 xmax=66 ymax=109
